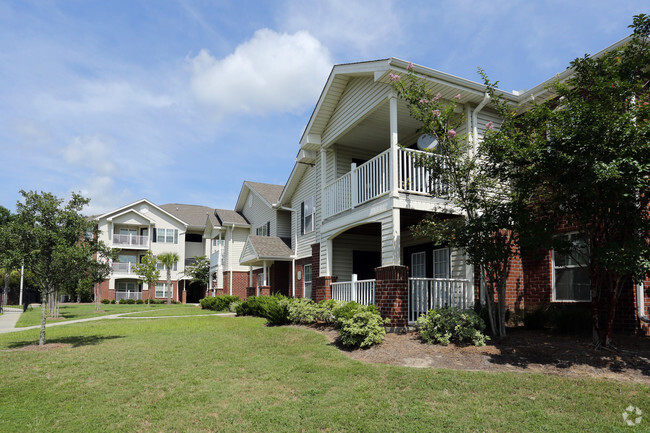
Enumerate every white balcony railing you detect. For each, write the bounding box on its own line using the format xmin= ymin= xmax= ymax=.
xmin=115 ymin=291 xmax=142 ymax=301
xmin=112 ymin=262 xmax=136 ymax=274
xmin=113 ymin=234 xmax=149 ymax=247
xmin=323 ymin=148 xmax=445 ymax=219
xmin=331 ymin=275 xmax=375 ymax=305
xmin=408 ymin=278 xmax=473 ymax=323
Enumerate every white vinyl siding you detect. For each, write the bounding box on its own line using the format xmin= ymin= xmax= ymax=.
xmin=224 ymin=227 xmax=250 ymax=272
xmin=332 ymin=233 xmax=381 ymax=282
xmin=242 ymin=190 xmax=276 ymax=236
xmin=276 ymin=210 xmax=291 ymax=238
xmin=302 ymin=196 xmax=315 ymax=234
xmin=291 ymin=153 xmax=321 ymax=258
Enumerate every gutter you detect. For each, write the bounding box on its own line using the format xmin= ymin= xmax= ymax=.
xmin=472 ymin=93 xmax=491 ymax=148
xmin=638 ymin=282 xmax=650 ymax=323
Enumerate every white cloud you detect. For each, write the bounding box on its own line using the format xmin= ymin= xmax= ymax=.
xmin=188 ymin=28 xmax=332 ymax=117
xmin=62 ymin=135 xmax=115 ymax=175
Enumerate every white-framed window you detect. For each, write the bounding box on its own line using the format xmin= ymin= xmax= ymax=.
xmin=117 ymin=281 xmax=140 ymax=292
xmin=553 ymin=233 xmax=591 ymax=301
xmin=212 ymin=239 xmax=225 ymax=247
xmin=156 ymin=261 xmax=178 ymax=272
xmin=256 ymin=222 xmax=270 ymax=236
xmin=155 ymin=283 xmax=173 ymax=298
xmin=153 ymin=228 xmax=178 ymax=244
xmin=303 ymin=264 xmax=312 ymax=299
xmin=119 ymin=228 xmax=137 ymax=236
xmin=411 ymin=252 xmax=426 ymax=278
xmin=118 ymin=254 xmax=137 ymax=264
xmin=433 ymin=248 xmax=450 ymax=278
xmin=301 ymin=196 xmax=315 ymax=234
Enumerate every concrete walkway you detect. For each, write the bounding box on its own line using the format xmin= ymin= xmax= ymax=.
xmin=0 ymin=310 xmax=235 ymax=334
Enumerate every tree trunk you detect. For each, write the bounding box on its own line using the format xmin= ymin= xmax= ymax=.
xmin=602 ymin=277 xmax=624 ymax=348
xmin=95 ymin=283 xmax=100 ymax=311
xmin=39 ymin=291 xmax=47 ymax=346
xmin=167 ymin=269 xmax=172 ymax=305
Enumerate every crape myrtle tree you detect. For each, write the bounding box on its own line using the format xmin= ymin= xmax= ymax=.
xmin=133 ymin=250 xmax=160 ymax=306
xmin=390 ymin=66 xmax=518 ymax=338
xmin=14 ymin=190 xmax=110 ymax=345
xmin=157 ymin=252 xmax=179 ymax=304
xmin=481 ymin=14 xmax=650 ymax=347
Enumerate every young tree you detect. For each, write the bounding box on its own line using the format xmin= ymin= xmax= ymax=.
xmin=0 ymin=206 xmax=17 ymax=307
xmin=482 ymin=14 xmax=650 ymax=347
xmin=14 ymin=190 xmax=105 ymax=345
xmin=85 ymin=242 xmax=118 ymax=309
xmin=133 ymin=251 xmax=160 ymax=306
xmin=183 ymin=255 xmax=210 ymax=292
xmin=157 ymin=252 xmax=179 ymax=304
xmin=391 ymin=67 xmax=518 ymax=338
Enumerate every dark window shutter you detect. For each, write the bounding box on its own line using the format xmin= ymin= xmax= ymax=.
xmin=174 ymin=229 xmax=178 ymax=244
xmin=267 ymin=221 xmax=270 ymax=237
xmin=300 ymin=202 xmax=304 ymax=235
xmin=152 ymin=228 xmax=157 ymax=243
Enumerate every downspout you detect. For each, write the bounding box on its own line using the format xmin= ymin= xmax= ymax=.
xmin=638 ymin=282 xmax=650 ymax=323
xmin=229 ymin=224 xmax=235 ymax=295
xmin=472 ymin=93 xmax=491 ymax=149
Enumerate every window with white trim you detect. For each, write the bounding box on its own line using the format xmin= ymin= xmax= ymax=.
xmin=411 ymin=252 xmax=426 ymax=278
xmin=153 ymin=228 xmax=178 ymax=244
xmin=256 ymin=222 xmax=270 ymax=236
xmin=155 ymin=283 xmax=173 ymax=298
xmin=432 ymin=248 xmax=450 ymax=278
xmin=303 ymin=264 xmax=312 ymax=299
xmin=212 ymin=239 xmax=225 ymax=247
xmin=301 ymin=196 xmax=315 ymax=234
xmin=553 ymin=233 xmax=590 ymax=301
xmin=117 ymin=281 xmax=140 ymax=292
xmin=154 ymin=255 xmax=177 ymax=272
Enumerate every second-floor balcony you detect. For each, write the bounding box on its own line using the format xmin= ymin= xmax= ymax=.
xmin=112 ymin=262 xmax=136 ymax=274
xmin=113 ymin=234 xmax=149 ymax=248
xmin=323 ymin=147 xmax=446 ymax=219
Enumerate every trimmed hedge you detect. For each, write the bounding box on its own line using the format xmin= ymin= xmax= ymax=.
xmin=200 ymin=295 xmax=240 ymax=312
xmin=416 ymin=307 xmax=488 ymax=346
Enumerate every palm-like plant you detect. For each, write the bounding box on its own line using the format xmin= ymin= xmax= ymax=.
xmin=157 ymin=252 xmax=179 ymax=304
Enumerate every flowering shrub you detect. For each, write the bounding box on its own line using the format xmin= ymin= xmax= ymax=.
xmin=416 ymin=307 xmax=488 ymax=346
xmin=338 ymin=309 xmax=388 ymax=349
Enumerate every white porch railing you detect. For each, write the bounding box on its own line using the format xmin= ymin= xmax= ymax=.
xmin=115 ymin=291 xmax=142 ymax=301
xmin=331 ymin=274 xmax=375 ymax=305
xmin=112 ymin=262 xmax=136 ymax=274
xmin=113 ymin=234 xmax=148 ymax=247
xmin=408 ymin=278 xmax=473 ymax=323
xmin=323 ymin=148 xmax=445 ymax=218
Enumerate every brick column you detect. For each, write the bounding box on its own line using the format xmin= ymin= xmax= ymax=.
xmin=313 ymin=276 xmax=336 ymax=302
xmin=182 ymin=290 xmax=187 ymax=304
xmin=374 ymin=265 xmax=409 ymax=328
xmin=311 ymin=243 xmax=320 ymax=278
xmin=260 ymin=286 xmax=271 ymax=296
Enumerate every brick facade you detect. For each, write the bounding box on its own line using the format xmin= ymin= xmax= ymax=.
xmin=312 ymin=276 xmax=336 ymax=302
xmin=223 ymin=271 xmax=250 ymax=300
xmin=374 ymin=265 xmax=409 ymax=328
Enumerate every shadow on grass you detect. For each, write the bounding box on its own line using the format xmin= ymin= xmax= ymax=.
xmin=8 ymin=334 xmax=124 ymax=349
xmin=485 ymin=328 xmax=650 ymax=377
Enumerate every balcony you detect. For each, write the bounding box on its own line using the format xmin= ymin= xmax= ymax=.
xmin=112 ymin=262 xmax=136 ymax=275
xmin=113 ymin=234 xmax=149 ymax=248
xmin=323 ymin=148 xmax=446 ymax=219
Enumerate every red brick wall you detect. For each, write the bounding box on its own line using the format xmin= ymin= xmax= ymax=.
xmin=522 ymin=251 xmax=554 ymax=309
xmin=294 ymin=257 xmax=312 ymax=299
xmin=313 ymin=276 xmax=335 ymax=302
xmin=223 ymin=271 xmax=250 ymax=300
xmin=374 ymin=265 xmax=409 ymax=327
xmin=311 ymin=243 xmax=320 ymax=279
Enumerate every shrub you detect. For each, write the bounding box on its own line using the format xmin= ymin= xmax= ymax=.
xmin=135 ymin=299 xmax=144 ymax=304
xmin=287 ymin=298 xmax=320 ymax=324
xmin=118 ymin=299 xmax=127 ymax=304
xmin=101 ymin=299 xmax=110 ymax=304
xmin=126 ymin=299 xmax=136 ymax=304
xmin=110 ymin=299 xmax=116 ymax=304
xmin=332 ymin=301 xmax=364 ymax=328
xmin=236 ymin=294 xmax=290 ymax=326
xmin=200 ymin=295 xmax=240 ymax=312
xmin=338 ymin=308 xmax=387 ymax=348
xmin=416 ymin=307 xmax=488 ymax=346
xmin=229 ymin=300 xmax=241 ymax=313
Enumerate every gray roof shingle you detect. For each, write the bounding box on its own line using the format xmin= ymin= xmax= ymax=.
xmin=159 ymin=203 xmax=215 ymax=228
xmin=248 ymin=235 xmax=293 ymax=259
xmin=215 ymin=208 xmax=249 ymax=226
xmin=246 ymin=181 xmax=284 ymax=205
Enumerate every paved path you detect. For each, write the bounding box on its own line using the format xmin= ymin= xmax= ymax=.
xmin=0 ymin=311 xmax=235 ymax=334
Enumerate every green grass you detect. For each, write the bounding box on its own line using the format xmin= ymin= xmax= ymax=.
xmin=126 ymin=305 xmax=228 ymax=317
xmin=15 ymin=303 xmax=211 ymax=327
xmin=0 ymin=316 xmax=647 ymax=432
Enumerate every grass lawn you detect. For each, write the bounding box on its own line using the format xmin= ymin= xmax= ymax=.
xmin=15 ymin=303 xmax=220 ymax=327
xmin=0 ymin=316 xmax=648 ymax=433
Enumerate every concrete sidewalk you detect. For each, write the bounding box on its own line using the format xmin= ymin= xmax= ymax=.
xmin=0 ymin=311 xmax=235 ymax=334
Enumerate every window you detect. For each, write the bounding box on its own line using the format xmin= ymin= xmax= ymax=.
xmin=155 ymin=283 xmax=173 ymax=298
xmin=212 ymin=239 xmax=225 ymax=247
xmin=156 ymin=261 xmax=177 ymax=272
xmin=120 ymin=228 xmax=137 ymax=236
xmin=411 ymin=252 xmax=426 ymax=278
xmin=256 ymin=222 xmax=270 ymax=236
xmin=185 ymin=233 xmax=203 ymax=243
xmin=432 ymin=248 xmax=450 ymax=278
xmin=117 ymin=281 xmax=139 ymax=292
xmin=153 ymin=228 xmax=178 ymax=244
xmin=553 ymin=234 xmax=590 ymax=301
xmin=301 ymin=196 xmax=315 ymax=234
xmin=303 ymin=264 xmax=312 ymax=299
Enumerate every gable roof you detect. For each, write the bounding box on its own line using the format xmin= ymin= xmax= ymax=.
xmin=159 ymin=203 xmax=214 ymax=229
xmin=94 ymin=198 xmax=188 ymax=227
xmin=215 ymin=208 xmax=250 ymax=227
xmin=240 ymin=235 xmax=294 ymax=266
xmin=235 ymin=180 xmax=285 ymax=211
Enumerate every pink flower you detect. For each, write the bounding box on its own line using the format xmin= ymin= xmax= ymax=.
xmin=419 ymin=98 xmax=428 ymax=104
xmin=448 ymin=129 xmax=457 ymax=138
xmin=433 ymin=93 xmax=442 ymax=101
xmin=432 ymin=109 xmax=440 ymax=117
xmin=454 ymin=93 xmax=461 ymax=100
xmin=486 ymin=121 xmax=494 ymax=130
xmin=407 ymin=62 xmax=414 ymax=71
xmin=389 ymin=73 xmax=401 ymax=82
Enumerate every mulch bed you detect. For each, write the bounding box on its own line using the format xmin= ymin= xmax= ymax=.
xmin=295 ymin=325 xmax=650 ymax=383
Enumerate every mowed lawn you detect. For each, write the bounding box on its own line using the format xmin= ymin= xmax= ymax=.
xmin=0 ymin=315 xmax=648 ymax=433
xmin=15 ymin=303 xmax=223 ymax=327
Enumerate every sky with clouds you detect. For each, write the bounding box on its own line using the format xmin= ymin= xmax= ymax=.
xmin=0 ymin=0 xmax=645 ymax=215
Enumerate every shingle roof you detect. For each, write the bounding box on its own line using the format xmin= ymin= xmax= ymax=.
xmin=215 ymin=208 xmax=249 ymax=226
xmin=159 ymin=203 xmax=214 ymax=228
xmin=246 ymin=181 xmax=284 ymax=205
xmin=248 ymin=235 xmax=293 ymax=259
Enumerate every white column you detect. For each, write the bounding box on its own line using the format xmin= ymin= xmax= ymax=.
xmin=263 ymin=261 xmax=268 ymax=286
xmin=324 ymin=238 xmax=333 ymax=277
xmin=389 ymin=95 xmax=399 ymax=198
xmin=249 ymin=265 xmax=253 ymax=287
xmin=19 ymin=263 xmax=24 ymax=306
xmin=350 ymin=162 xmax=358 ymax=207
xmin=291 ymin=259 xmax=296 ymax=298
xmin=320 ymin=148 xmax=327 ymax=224
xmin=391 ymin=208 xmax=401 ymax=265
xmin=351 ymin=273 xmax=358 ymax=302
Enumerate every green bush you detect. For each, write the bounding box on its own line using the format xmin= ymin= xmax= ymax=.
xmin=135 ymin=299 xmax=144 ymax=304
xmin=148 ymin=299 xmax=165 ymax=304
xmin=101 ymin=299 xmax=110 ymax=304
xmin=200 ymin=295 xmax=240 ymax=311
xmin=416 ymin=307 xmax=488 ymax=346
xmin=110 ymin=299 xmax=116 ymax=304
xmin=229 ymin=300 xmax=241 ymax=313
xmin=118 ymin=299 xmax=127 ymax=304
xmin=338 ymin=309 xmax=387 ymax=348
xmin=287 ymin=298 xmax=320 ymax=324
xmin=126 ymin=299 xmax=136 ymax=304
xmin=235 ymin=294 xmax=290 ymax=326
xmin=332 ymin=301 xmax=364 ymax=327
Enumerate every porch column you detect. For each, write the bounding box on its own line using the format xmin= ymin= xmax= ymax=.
xmin=263 ymin=261 xmax=268 ymax=286
xmin=391 ymin=208 xmax=401 ymax=265
xmin=320 ymin=148 xmax=327 ymax=224
xmin=374 ymin=265 xmax=409 ymax=328
xmin=389 ymin=95 xmax=399 ymax=198
xmin=249 ymin=265 xmax=253 ymax=287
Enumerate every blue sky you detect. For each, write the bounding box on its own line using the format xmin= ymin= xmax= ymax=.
xmin=0 ymin=1 xmax=645 ymax=215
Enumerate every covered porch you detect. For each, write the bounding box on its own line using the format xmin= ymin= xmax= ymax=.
xmin=240 ymin=235 xmax=295 ymax=298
